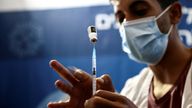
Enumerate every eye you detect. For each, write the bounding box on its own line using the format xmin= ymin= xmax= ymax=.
xmin=131 ymin=8 xmax=148 ymax=17
xmin=115 ymin=10 xmax=125 ymax=25
xmin=129 ymin=1 xmax=149 ymax=17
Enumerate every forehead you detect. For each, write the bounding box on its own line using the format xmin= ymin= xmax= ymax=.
xmin=111 ymin=0 xmax=160 ymax=10
xmin=111 ymin=0 xmax=159 ymax=5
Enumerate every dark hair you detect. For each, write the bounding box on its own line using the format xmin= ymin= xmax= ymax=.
xmin=157 ymin=0 xmax=179 ymax=9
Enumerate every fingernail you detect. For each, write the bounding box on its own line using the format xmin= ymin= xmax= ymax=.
xmin=58 ymin=100 xmax=63 ymax=103
xmin=55 ymin=80 xmax=62 ymax=87
xmin=101 ymin=75 xmax=108 ymax=84
xmin=84 ymin=100 xmax=88 ymax=105
xmin=98 ymin=78 xmax=104 ymax=84
xmin=104 ymin=79 xmax=108 ymax=84
xmin=49 ymin=60 xmax=57 ymax=67
xmin=74 ymin=70 xmax=83 ymax=80
xmin=47 ymin=102 xmax=53 ymax=108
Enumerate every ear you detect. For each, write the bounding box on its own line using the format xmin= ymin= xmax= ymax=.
xmin=169 ymin=2 xmax=182 ymax=24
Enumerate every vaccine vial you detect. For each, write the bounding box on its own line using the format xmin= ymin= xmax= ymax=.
xmin=87 ymin=26 xmax=98 ymax=43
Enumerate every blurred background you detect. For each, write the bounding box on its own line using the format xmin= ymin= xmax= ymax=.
xmin=0 ymin=0 xmax=191 ymax=108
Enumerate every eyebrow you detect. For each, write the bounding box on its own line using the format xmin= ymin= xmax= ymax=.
xmin=131 ymin=0 xmax=148 ymax=5
xmin=129 ymin=0 xmax=149 ymax=9
xmin=114 ymin=0 xmax=149 ymax=14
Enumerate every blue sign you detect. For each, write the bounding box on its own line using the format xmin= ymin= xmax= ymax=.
xmin=0 ymin=1 xmax=191 ymax=108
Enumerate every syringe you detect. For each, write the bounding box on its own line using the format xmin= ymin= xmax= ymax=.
xmin=92 ymin=44 xmax=96 ymax=95
xmin=87 ymin=25 xmax=98 ymax=95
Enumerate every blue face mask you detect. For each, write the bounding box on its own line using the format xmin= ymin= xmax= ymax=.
xmin=119 ymin=6 xmax=173 ymax=65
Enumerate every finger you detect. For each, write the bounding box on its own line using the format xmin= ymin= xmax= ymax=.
xmin=73 ymin=69 xmax=92 ymax=82
xmin=67 ymin=66 xmax=77 ymax=74
xmin=55 ymin=80 xmax=72 ymax=95
xmin=49 ymin=60 xmax=79 ymax=85
xmin=95 ymin=90 xmax=137 ymax=108
xmin=97 ymin=74 xmax=115 ymax=92
xmin=47 ymin=101 xmax=68 ymax=108
xmin=95 ymin=90 xmax=127 ymax=103
xmin=84 ymin=96 xmax=121 ymax=108
xmin=96 ymin=78 xmax=104 ymax=90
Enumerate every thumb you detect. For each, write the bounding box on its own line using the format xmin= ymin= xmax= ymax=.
xmin=97 ymin=74 xmax=115 ymax=92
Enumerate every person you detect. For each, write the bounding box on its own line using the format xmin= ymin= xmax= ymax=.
xmin=47 ymin=0 xmax=192 ymax=108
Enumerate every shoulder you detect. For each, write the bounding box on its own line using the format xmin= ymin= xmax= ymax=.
xmin=182 ymin=60 xmax=192 ymax=108
xmin=120 ymin=67 xmax=153 ymax=95
xmin=120 ymin=67 xmax=153 ymax=107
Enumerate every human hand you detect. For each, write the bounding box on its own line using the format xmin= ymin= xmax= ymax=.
xmin=84 ymin=90 xmax=137 ymax=108
xmin=47 ymin=60 xmax=115 ymax=108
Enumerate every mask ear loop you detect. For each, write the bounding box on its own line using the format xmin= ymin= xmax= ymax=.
xmin=155 ymin=5 xmax=174 ymax=35
xmin=155 ymin=5 xmax=172 ymax=20
xmin=167 ymin=25 xmax=174 ymax=36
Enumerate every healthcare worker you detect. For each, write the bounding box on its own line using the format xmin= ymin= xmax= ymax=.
xmin=48 ymin=0 xmax=192 ymax=108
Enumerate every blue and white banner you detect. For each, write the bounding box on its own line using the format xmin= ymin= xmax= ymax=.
xmin=0 ymin=0 xmax=191 ymax=108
